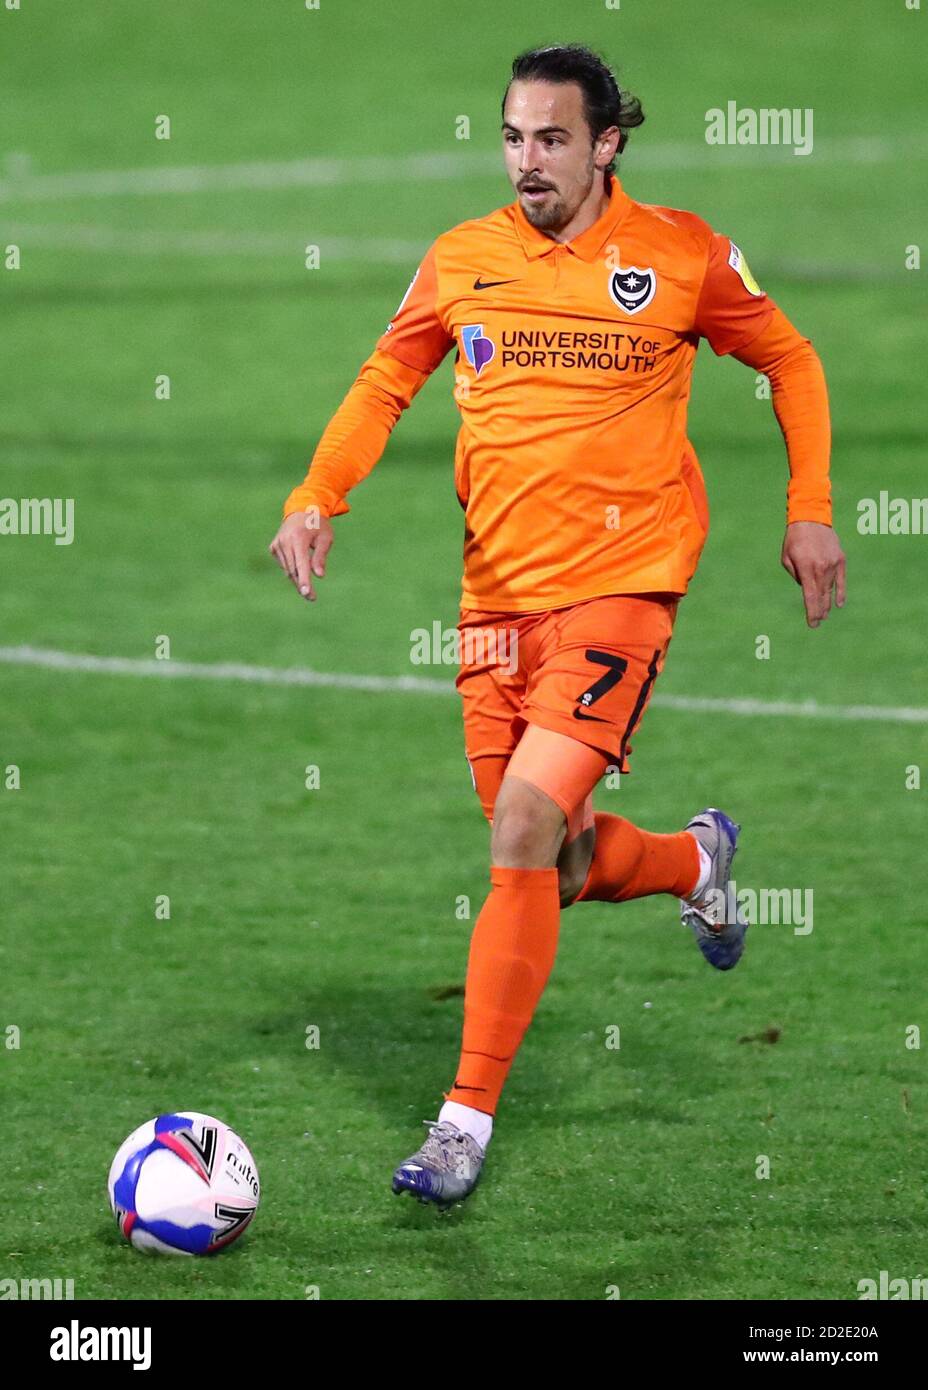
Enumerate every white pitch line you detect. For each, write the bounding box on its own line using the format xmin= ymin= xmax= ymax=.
xmin=0 ymin=132 xmax=925 ymax=204
xmin=1 ymin=645 xmax=925 ymax=725
xmin=0 ymin=221 xmax=425 ymax=263
xmin=653 ymin=693 xmax=928 ymax=724
xmin=0 ymin=151 xmax=500 ymax=204
xmin=0 ymin=645 xmax=450 ymax=696
xmin=0 ymin=220 xmax=901 ymax=279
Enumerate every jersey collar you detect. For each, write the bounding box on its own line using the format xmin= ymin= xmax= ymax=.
xmin=513 ymin=173 xmax=633 ymax=262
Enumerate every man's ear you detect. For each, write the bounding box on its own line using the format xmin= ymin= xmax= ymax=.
xmin=595 ymin=125 xmax=622 ymax=169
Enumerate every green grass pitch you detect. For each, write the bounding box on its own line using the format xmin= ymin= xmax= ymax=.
xmin=1 ymin=0 xmax=926 ymax=1300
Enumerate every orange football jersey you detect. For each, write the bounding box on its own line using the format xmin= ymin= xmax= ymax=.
xmin=284 ymin=174 xmax=831 ymax=612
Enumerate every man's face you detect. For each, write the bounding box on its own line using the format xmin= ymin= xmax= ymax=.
xmin=502 ymin=79 xmax=605 ymax=232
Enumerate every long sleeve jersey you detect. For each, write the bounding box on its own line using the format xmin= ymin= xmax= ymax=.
xmin=284 ymin=173 xmax=831 ymax=613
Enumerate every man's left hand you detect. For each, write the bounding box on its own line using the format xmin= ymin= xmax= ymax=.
xmin=781 ymin=521 xmax=847 ymax=628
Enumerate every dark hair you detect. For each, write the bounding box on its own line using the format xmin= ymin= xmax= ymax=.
xmin=503 ymin=44 xmax=644 ymax=174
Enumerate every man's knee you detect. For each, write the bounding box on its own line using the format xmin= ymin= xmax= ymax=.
xmin=557 ymin=826 xmax=595 ymax=906
xmin=557 ymin=862 xmax=588 ymax=907
xmin=490 ymin=775 xmax=566 ymax=868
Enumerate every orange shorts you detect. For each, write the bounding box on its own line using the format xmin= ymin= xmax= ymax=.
xmin=456 ymin=593 xmax=679 ymax=829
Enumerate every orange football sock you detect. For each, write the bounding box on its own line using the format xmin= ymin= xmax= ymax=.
xmin=574 ymin=812 xmax=699 ymax=903
xmin=445 ymin=865 xmax=560 ymax=1117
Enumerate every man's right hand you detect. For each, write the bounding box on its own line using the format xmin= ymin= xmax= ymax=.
xmin=269 ymin=510 xmax=334 ymax=601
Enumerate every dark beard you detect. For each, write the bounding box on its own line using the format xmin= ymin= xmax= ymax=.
xmin=521 ymin=192 xmax=568 ymax=231
xmin=520 ymin=167 xmax=595 ymax=234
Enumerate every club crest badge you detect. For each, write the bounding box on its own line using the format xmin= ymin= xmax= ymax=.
xmin=608 ymin=265 xmax=657 ymax=316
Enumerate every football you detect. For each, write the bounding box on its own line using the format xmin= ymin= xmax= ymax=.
xmin=107 ymin=1111 xmax=260 ymax=1255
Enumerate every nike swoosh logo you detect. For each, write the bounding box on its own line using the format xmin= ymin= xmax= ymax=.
xmin=473 ymin=277 xmax=519 ymax=291
xmin=573 ymin=708 xmax=610 ymax=724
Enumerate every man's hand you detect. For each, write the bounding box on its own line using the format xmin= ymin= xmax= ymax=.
xmin=269 ymin=510 xmax=334 ymax=601
xmin=780 ymin=520 xmax=846 ymax=628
